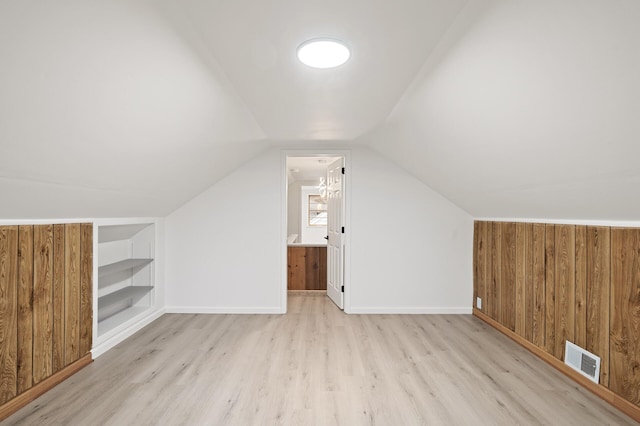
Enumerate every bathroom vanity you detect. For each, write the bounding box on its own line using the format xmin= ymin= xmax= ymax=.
xmin=287 ymin=244 xmax=327 ymax=290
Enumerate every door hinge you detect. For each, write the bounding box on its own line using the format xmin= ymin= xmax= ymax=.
xmin=341 ymin=226 xmax=345 ymax=233
xmin=341 ymin=167 xmax=345 ymax=174
xmin=341 ymin=285 xmax=344 ymax=293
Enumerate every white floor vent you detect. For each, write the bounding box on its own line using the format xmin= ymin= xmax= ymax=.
xmin=564 ymin=341 xmax=600 ymax=384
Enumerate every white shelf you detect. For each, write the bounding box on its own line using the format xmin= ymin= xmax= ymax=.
xmin=96 ymin=221 xmax=156 ymax=342
xmin=98 ymin=258 xmax=153 ymax=278
xmin=98 ymin=286 xmax=154 ymax=309
xmin=98 ymin=307 xmax=150 ymax=336
xmin=98 ymin=223 xmax=153 ymax=243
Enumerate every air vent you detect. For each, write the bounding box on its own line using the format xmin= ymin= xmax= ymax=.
xmin=564 ymin=341 xmax=600 ymax=384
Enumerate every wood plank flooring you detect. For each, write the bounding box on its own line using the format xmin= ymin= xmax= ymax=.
xmin=4 ymin=293 xmax=636 ymax=425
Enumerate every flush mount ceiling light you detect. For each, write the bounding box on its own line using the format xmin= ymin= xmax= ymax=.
xmin=297 ymin=38 xmax=350 ymax=69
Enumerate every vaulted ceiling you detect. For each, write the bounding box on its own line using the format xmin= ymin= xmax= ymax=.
xmin=1 ymin=0 xmax=639 ymax=220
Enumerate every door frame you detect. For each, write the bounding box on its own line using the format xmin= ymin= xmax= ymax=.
xmin=280 ymin=149 xmax=352 ymax=314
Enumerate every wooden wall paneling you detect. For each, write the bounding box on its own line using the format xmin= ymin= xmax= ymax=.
xmin=0 ymin=227 xmax=19 ymax=405
xmin=52 ymin=225 xmax=65 ymax=373
xmin=544 ymin=224 xmax=556 ymax=355
xmin=16 ymin=226 xmax=34 ymax=395
xmin=610 ymin=228 xmax=639 ymax=404
xmin=515 ymin=223 xmax=526 ymax=337
xmin=574 ymin=226 xmax=587 ymax=348
xmin=524 ymin=224 xmax=534 ymax=343
xmin=33 ymin=225 xmax=53 ymax=384
xmin=64 ymin=224 xmax=81 ymax=366
xmin=79 ymin=224 xmax=93 ymax=356
xmin=586 ymin=226 xmax=610 ymax=387
xmin=489 ymin=222 xmax=502 ymax=321
xmin=0 ymin=222 xmax=93 ymax=417
xmin=554 ymin=225 xmax=575 ymax=360
xmin=501 ymin=223 xmax=517 ymax=330
xmin=475 ymin=222 xmax=488 ymax=312
xmin=473 ymin=221 xmax=640 ymax=413
xmin=532 ymin=224 xmax=546 ymax=347
xmin=473 ymin=222 xmax=479 ymax=309
xmin=484 ymin=222 xmax=493 ymax=317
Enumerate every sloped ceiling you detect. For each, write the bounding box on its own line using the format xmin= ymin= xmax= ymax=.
xmin=1 ymin=0 xmax=639 ymax=220
xmin=170 ymin=0 xmax=466 ymax=141
xmin=0 ymin=0 xmax=266 ymax=218
xmin=366 ymin=0 xmax=640 ymax=220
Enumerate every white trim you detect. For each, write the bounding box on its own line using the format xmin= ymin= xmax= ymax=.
xmin=91 ymin=308 xmax=165 ymax=358
xmin=93 ymin=217 xmax=159 ymax=226
xmin=92 ymin=223 xmax=99 ymax=348
xmin=165 ymin=306 xmax=282 ymax=314
xmin=0 ymin=218 xmax=96 ymax=225
xmin=0 ymin=217 xmax=159 ymax=226
xmin=476 ymin=217 xmax=640 ymax=228
xmin=349 ymin=307 xmax=473 ymax=314
xmin=282 ymin=149 xmax=352 ymax=314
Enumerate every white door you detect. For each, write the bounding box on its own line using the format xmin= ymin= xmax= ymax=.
xmin=326 ymin=157 xmax=344 ymax=309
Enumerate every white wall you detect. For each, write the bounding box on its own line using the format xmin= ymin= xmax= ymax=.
xmin=348 ymin=148 xmax=473 ymax=312
xmin=367 ymin=0 xmax=640 ymax=221
xmin=164 ymin=149 xmax=282 ymax=312
xmin=164 ymin=146 xmax=473 ymax=313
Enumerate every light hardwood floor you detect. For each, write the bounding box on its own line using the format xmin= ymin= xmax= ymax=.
xmin=4 ymin=293 xmax=637 ymax=425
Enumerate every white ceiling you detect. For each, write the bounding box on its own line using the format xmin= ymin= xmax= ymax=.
xmin=1 ymin=0 xmax=640 ymax=220
xmin=170 ymin=0 xmax=467 ymax=141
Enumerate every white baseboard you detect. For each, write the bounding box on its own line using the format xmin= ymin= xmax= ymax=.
xmin=349 ymin=307 xmax=473 ymax=314
xmin=165 ymin=306 xmax=283 ymax=314
xmin=92 ymin=308 xmax=166 ymax=358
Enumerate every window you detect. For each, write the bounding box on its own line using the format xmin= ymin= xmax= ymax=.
xmin=308 ymin=195 xmax=327 ymax=226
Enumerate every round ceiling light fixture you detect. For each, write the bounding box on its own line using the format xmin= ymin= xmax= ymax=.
xmin=297 ymin=38 xmax=350 ymax=69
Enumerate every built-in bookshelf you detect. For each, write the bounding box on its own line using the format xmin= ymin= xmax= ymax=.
xmin=97 ymin=222 xmax=155 ymax=339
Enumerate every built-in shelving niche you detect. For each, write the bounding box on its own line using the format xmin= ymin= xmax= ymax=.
xmin=97 ymin=222 xmax=155 ymax=339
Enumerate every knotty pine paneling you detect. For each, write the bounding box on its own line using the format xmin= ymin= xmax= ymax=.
xmin=474 ymin=221 xmax=488 ymax=311
xmin=473 ymin=222 xmax=479 ymax=309
xmin=544 ymin=224 xmax=556 ymax=355
xmin=64 ymin=224 xmax=81 ymax=367
xmin=554 ymin=225 xmax=575 ymax=360
xmin=587 ymin=226 xmax=610 ymax=387
xmin=52 ymin=225 xmax=65 ymax=373
xmin=0 ymin=227 xmax=18 ymax=405
xmin=489 ymin=222 xmax=501 ymax=321
xmin=33 ymin=225 xmax=53 ymax=384
xmin=17 ymin=226 xmax=34 ymax=394
xmin=501 ymin=223 xmax=516 ymax=331
xmin=515 ymin=223 xmax=527 ymax=337
xmin=610 ymin=228 xmax=640 ymax=405
xmin=531 ymin=224 xmax=546 ymax=348
xmin=473 ymin=221 xmax=640 ymax=409
xmin=524 ymin=223 xmax=534 ymax=343
xmin=79 ymin=224 xmax=93 ymax=357
xmin=574 ymin=226 xmax=587 ymax=349
xmin=0 ymin=223 xmax=92 ymax=412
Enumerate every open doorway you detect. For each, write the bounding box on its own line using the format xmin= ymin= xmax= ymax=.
xmin=282 ymin=152 xmax=349 ymax=313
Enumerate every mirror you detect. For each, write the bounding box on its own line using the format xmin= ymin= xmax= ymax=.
xmin=308 ymin=195 xmax=327 ymax=226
